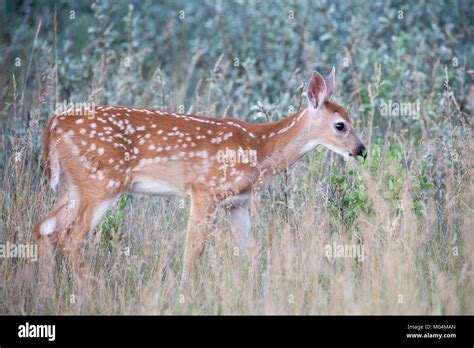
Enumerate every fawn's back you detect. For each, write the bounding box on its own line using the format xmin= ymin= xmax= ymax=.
xmin=46 ymin=106 xmax=268 ymax=202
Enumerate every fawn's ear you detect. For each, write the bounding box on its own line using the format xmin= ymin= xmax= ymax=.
xmin=325 ymin=67 xmax=335 ymax=100
xmin=307 ymin=71 xmax=327 ymax=111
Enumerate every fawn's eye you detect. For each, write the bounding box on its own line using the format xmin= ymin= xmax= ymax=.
xmin=334 ymin=122 xmax=346 ymax=132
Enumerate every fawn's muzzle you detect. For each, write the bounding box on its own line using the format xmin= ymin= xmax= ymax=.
xmin=351 ymin=142 xmax=367 ymax=160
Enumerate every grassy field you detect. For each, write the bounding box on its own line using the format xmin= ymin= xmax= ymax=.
xmin=0 ymin=0 xmax=472 ymax=314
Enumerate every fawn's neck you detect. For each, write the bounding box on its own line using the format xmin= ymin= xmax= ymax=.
xmin=256 ymin=108 xmax=316 ymax=174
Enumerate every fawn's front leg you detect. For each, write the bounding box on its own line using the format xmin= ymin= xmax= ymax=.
xmin=227 ymin=203 xmax=256 ymax=257
xmin=181 ymin=190 xmax=217 ymax=285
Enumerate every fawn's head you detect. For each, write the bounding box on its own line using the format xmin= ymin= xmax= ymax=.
xmin=306 ymin=68 xmax=366 ymax=160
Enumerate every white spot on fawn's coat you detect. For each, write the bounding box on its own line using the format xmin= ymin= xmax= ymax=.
xmin=40 ymin=218 xmax=56 ymax=236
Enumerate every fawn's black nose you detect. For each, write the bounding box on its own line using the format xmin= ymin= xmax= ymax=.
xmin=352 ymin=143 xmax=367 ymax=160
xmin=359 ymin=144 xmax=367 ymax=159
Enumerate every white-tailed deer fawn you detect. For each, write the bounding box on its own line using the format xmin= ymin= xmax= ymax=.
xmin=34 ymin=68 xmax=365 ymax=283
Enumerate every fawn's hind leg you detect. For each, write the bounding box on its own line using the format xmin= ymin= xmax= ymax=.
xmin=58 ymin=193 xmax=117 ymax=281
xmin=34 ymin=184 xmax=80 ymax=290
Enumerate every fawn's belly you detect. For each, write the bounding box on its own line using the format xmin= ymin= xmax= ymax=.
xmin=129 ymin=176 xmax=185 ymax=196
xmin=128 ymin=162 xmax=189 ymax=196
xmin=127 ymin=159 xmax=253 ymax=200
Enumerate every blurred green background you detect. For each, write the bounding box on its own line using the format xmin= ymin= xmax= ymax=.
xmin=0 ymin=0 xmax=472 ymax=136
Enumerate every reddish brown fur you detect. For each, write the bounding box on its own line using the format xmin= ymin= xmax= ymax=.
xmin=324 ymin=100 xmax=352 ymax=124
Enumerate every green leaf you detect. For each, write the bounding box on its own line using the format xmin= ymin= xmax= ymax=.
xmin=388 ymin=179 xmax=394 ymax=191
